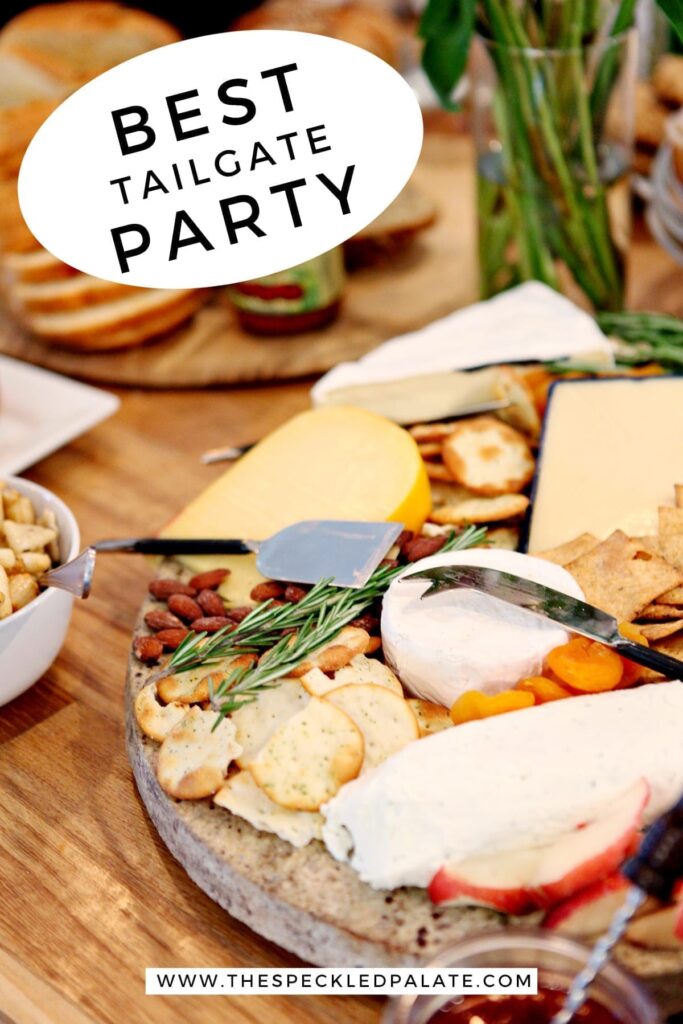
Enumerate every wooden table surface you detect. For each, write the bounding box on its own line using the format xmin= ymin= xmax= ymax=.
xmin=1 ymin=200 xmax=683 ymax=1023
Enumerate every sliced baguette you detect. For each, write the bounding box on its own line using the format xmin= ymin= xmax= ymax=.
xmin=22 ymin=288 xmax=208 ymax=350
xmin=0 ymin=3 xmax=180 ymax=86
xmin=2 ymin=247 xmax=76 ymax=284
xmin=0 ymin=99 xmax=60 ymax=180
xmin=345 ymin=182 xmax=437 ymax=265
xmin=9 ymin=272 xmax=134 ymax=313
xmin=0 ymin=55 xmax=66 ymax=113
xmin=0 ymin=184 xmax=41 ymax=254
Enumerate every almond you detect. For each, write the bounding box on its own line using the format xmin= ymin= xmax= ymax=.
xmin=250 ymin=581 xmax=285 ymax=602
xmin=397 ymin=529 xmax=414 ymax=556
xmin=226 ymin=605 xmax=254 ymax=623
xmin=189 ymin=568 xmax=230 ymax=590
xmin=145 ymin=609 xmax=183 ymax=631
xmin=157 ymin=627 xmax=190 ymax=650
xmin=284 ymin=584 xmax=308 ymax=603
xmin=148 ymin=578 xmax=197 ymax=599
xmin=133 ymin=635 xmax=163 ymax=663
xmin=191 ymin=616 xmax=235 ymax=633
xmin=404 ymin=535 xmax=447 ymax=562
xmin=349 ymin=613 xmax=380 ymax=633
xmin=197 ymin=588 xmax=225 ymax=617
xmin=168 ymin=593 xmax=203 ymax=622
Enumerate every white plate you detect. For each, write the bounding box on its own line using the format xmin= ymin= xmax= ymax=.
xmin=0 ymin=355 xmax=119 ymax=474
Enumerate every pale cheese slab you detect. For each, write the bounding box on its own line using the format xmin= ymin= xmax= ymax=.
xmin=528 ymin=378 xmax=683 ymax=553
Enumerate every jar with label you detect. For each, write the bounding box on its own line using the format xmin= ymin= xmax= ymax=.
xmin=228 ymin=247 xmax=345 ymax=335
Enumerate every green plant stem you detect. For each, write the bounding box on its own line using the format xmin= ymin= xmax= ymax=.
xmin=479 ymin=0 xmax=625 ymax=309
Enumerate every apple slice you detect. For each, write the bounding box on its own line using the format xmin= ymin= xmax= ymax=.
xmin=429 ymin=847 xmax=542 ymax=914
xmin=532 ymin=780 xmax=649 ymax=907
xmin=627 ymin=905 xmax=683 ymax=950
xmin=544 ymin=875 xmax=630 ymax=935
xmin=429 ymin=779 xmax=649 ymax=913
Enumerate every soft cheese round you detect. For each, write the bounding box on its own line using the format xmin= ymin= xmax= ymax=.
xmin=381 ymin=548 xmax=584 ymax=706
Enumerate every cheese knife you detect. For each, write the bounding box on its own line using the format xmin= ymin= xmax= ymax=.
xmin=41 ymin=520 xmax=404 ymax=599
xmin=406 ymin=564 xmax=683 ymax=678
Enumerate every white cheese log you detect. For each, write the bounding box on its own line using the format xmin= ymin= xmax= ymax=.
xmin=322 ymin=682 xmax=683 ymax=889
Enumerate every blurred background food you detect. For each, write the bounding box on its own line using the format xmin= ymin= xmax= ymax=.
xmin=0 ymin=0 xmax=682 ymax=359
xmin=0 ymin=1 xmax=441 ymax=353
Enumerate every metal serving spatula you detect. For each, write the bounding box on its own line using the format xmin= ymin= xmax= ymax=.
xmin=406 ymin=563 xmax=683 ymax=679
xmin=41 ymin=520 xmax=404 ymax=599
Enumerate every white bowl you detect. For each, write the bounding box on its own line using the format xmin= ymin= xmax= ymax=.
xmin=0 ymin=476 xmax=80 ymax=706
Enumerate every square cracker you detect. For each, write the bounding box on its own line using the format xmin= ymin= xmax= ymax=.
xmin=659 ymin=507 xmax=683 ymax=571
xmin=638 ymin=633 xmax=683 ymax=683
xmin=637 ymin=603 xmax=683 ymax=621
xmin=536 ymin=533 xmax=599 ymax=567
xmin=639 ymin=619 xmax=683 ymax=642
xmin=566 ymin=530 xmax=683 ymax=623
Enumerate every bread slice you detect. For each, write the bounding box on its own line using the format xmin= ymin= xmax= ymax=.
xmin=0 ymin=99 xmax=60 ymax=180
xmin=1 ymin=247 xmax=76 ymax=284
xmin=22 ymin=288 xmax=207 ymax=350
xmin=0 ymin=53 xmax=66 ymax=112
xmin=233 ymin=1 xmax=403 ymax=67
xmin=345 ymin=182 xmax=437 ymax=265
xmin=0 ymin=3 xmax=180 ymax=86
xmin=9 ymin=272 xmax=133 ymax=313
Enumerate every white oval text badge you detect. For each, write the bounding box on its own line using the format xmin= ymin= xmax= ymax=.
xmin=18 ymin=31 xmax=423 ymax=288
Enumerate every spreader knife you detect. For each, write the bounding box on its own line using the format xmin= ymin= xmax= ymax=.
xmin=406 ymin=564 xmax=683 ymax=679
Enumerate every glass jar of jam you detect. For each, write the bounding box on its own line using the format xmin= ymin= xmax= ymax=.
xmin=382 ymin=930 xmax=660 ymax=1024
xmin=227 ymin=246 xmax=345 ymax=335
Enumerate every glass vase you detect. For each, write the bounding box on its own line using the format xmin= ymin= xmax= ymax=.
xmin=471 ymin=31 xmax=636 ymax=311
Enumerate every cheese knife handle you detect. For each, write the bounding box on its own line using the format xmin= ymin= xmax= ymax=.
xmin=93 ymin=538 xmax=255 ymax=555
xmin=623 ymin=793 xmax=683 ymax=901
xmin=614 ymin=639 xmax=683 ymax=681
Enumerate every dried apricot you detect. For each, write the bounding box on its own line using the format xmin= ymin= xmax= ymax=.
xmin=516 ymin=676 xmax=571 ymax=703
xmin=545 ymin=637 xmax=623 ymax=693
xmin=618 ymin=622 xmax=649 ymax=688
xmin=449 ymin=689 xmax=534 ymax=725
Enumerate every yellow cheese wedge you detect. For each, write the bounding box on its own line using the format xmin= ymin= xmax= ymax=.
xmin=162 ymin=406 xmax=431 ymax=596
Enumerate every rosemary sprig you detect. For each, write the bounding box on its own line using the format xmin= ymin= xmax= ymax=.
xmin=156 ymin=525 xmax=487 ymax=701
xmin=206 ymin=524 xmax=488 ymax=722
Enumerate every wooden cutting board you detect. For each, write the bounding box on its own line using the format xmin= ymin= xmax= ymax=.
xmin=0 ymin=134 xmax=478 ymax=389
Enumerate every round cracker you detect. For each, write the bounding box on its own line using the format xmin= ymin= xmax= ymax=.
xmin=157 ymin=706 xmax=242 ymax=800
xmin=442 ymin=416 xmax=535 ymax=496
xmin=134 ymin=682 xmax=188 ymax=742
xmin=325 ymin=684 xmax=419 ymax=773
xmin=430 ymin=493 xmax=530 ymax=525
xmin=248 ymin=697 xmax=364 ymax=811
xmin=406 ymin=698 xmax=453 ymax=737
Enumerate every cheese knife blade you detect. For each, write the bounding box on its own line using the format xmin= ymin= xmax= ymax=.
xmin=405 ymin=564 xmax=683 ymax=679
